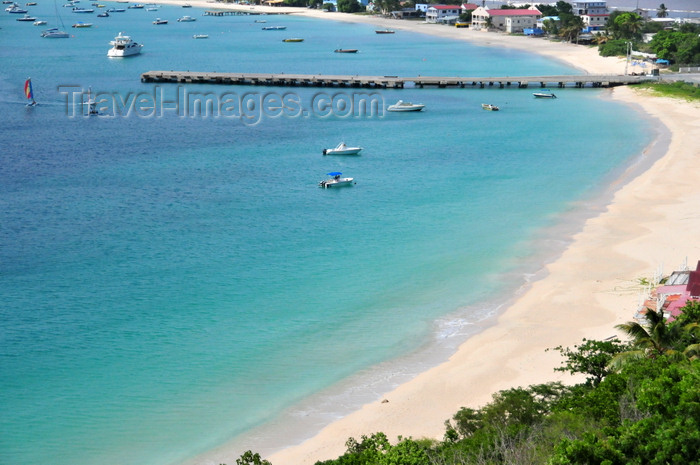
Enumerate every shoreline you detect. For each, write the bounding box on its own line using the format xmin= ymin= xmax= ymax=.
xmin=156 ymin=4 xmax=700 ymax=464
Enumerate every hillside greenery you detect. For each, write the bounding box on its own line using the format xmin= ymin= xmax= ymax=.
xmin=232 ymin=301 xmax=700 ymax=465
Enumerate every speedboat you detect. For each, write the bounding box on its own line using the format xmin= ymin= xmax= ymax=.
xmin=375 ymin=29 xmax=394 ymax=34
xmin=283 ymin=38 xmax=303 ymax=42
xmin=16 ymin=14 xmax=36 ymax=20
xmin=72 ymin=21 xmax=92 ymax=27
xmin=107 ymin=31 xmax=143 ymax=57
xmin=481 ymin=103 xmax=499 ymax=111
xmin=177 ymin=15 xmax=195 ymax=21
xmin=533 ymin=91 xmax=557 ymax=98
xmin=319 ymin=172 xmax=354 ymax=188
xmin=262 ymin=25 xmax=286 ymax=30
xmin=322 ymin=142 xmax=362 ymax=156
xmin=152 ymin=18 xmax=167 ymax=24
xmin=334 ymin=49 xmax=358 ymax=53
xmin=192 ymin=34 xmax=208 ymax=39
xmin=41 ymin=27 xmax=70 ymax=37
xmin=387 ymin=100 xmax=424 ymax=112
xmin=33 ymin=19 xmax=47 ymax=24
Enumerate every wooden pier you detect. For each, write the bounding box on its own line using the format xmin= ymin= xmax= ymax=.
xmin=140 ymin=71 xmax=655 ymax=89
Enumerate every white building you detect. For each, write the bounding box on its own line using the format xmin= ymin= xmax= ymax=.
xmin=426 ymin=5 xmax=462 ymax=24
xmin=471 ymin=6 xmax=542 ymax=33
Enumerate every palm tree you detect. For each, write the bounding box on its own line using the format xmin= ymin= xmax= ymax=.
xmin=609 ymin=308 xmax=700 ymax=370
xmin=657 ymin=3 xmax=668 ymax=18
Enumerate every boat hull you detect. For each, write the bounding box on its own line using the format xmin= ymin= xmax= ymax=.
xmin=319 ymin=178 xmax=354 ymax=188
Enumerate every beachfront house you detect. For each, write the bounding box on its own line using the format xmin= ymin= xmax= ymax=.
xmin=470 ymin=6 xmax=542 ymax=33
xmin=426 ymin=5 xmax=462 ymax=24
xmin=636 ymin=260 xmax=700 ymax=322
xmin=571 ymin=1 xmax=609 ymax=32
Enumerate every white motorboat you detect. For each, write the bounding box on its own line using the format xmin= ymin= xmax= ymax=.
xmin=533 ymin=91 xmax=557 ymax=98
xmin=387 ymin=100 xmax=424 ymax=112
xmin=16 ymin=13 xmax=36 ymax=20
xmin=322 ymin=142 xmax=362 ymax=156
xmin=177 ymin=15 xmax=195 ymax=21
xmin=107 ymin=31 xmax=143 ymax=57
xmin=262 ymin=25 xmax=286 ymax=30
xmin=481 ymin=103 xmax=499 ymax=111
xmin=7 ymin=5 xmax=28 ymax=12
xmin=72 ymin=6 xmax=93 ymax=12
xmin=192 ymin=34 xmax=208 ymax=39
xmin=33 ymin=19 xmax=47 ymax=24
xmin=72 ymin=21 xmax=92 ymax=27
xmin=41 ymin=27 xmax=70 ymax=37
xmin=319 ymin=172 xmax=354 ymax=188
xmin=152 ymin=17 xmax=167 ymax=24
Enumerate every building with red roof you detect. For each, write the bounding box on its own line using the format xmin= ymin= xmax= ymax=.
xmin=426 ymin=4 xmax=462 ymax=23
xmin=471 ymin=6 xmax=542 ymax=33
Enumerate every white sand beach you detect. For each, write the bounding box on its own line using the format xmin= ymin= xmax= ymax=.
xmin=158 ymin=4 xmax=700 ymax=464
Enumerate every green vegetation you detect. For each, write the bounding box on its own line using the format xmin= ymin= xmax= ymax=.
xmin=634 ymin=81 xmax=700 ymax=101
xmin=598 ymin=11 xmax=700 ymax=66
xmin=232 ymin=301 xmax=700 ymax=465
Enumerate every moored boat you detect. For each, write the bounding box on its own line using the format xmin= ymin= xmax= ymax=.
xmin=282 ymin=38 xmax=303 ymax=42
xmin=41 ymin=27 xmax=70 ymax=37
xmin=7 ymin=5 xmax=28 ymax=12
xmin=334 ymin=48 xmax=358 ymax=53
xmin=375 ymin=29 xmax=394 ymax=34
xmin=177 ymin=15 xmax=195 ymax=21
xmin=322 ymin=142 xmax=362 ymax=156
xmin=481 ymin=103 xmax=499 ymax=111
xmin=16 ymin=13 xmax=36 ymax=20
xmin=72 ymin=20 xmax=91 ymax=27
xmin=387 ymin=100 xmax=424 ymax=112
xmin=192 ymin=34 xmax=208 ymax=39
xmin=319 ymin=172 xmax=354 ymax=188
xmin=262 ymin=25 xmax=286 ymax=30
xmin=71 ymin=6 xmax=93 ymax=12
xmin=152 ymin=17 xmax=167 ymax=24
xmin=33 ymin=19 xmax=47 ymax=24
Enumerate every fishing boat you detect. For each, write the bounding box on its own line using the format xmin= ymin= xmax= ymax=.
xmin=72 ymin=21 xmax=91 ymax=27
xmin=177 ymin=15 xmax=195 ymax=21
xmin=322 ymin=142 xmax=362 ymax=156
xmin=334 ymin=49 xmax=358 ymax=53
xmin=319 ymin=172 xmax=354 ymax=188
xmin=282 ymin=38 xmax=303 ymax=42
xmin=24 ymin=77 xmax=37 ymax=106
xmin=192 ymin=34 xmax=208 ymax=39
xmin=481 ymin=103 xmax=499 ymax=111
xmin=152 ymin=17 xmax=167 ymax=24
xmin=16 ymin=13 xmax=37 ymax=20
xmin=533 ymin=90 xmax=557 ymax=98
xmin=262 ymin=25 xmax=286 ymax=30
xmin=107 ymin=31 xmax=143 ymax=57
xmin=375 ymin=29 xmax=394 ymax=34
xmin=387 ymin=100 xmax=424 ymax=112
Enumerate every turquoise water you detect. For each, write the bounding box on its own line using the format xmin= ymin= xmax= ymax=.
xmin=0 ymin=4 xmax=653 ymax=465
